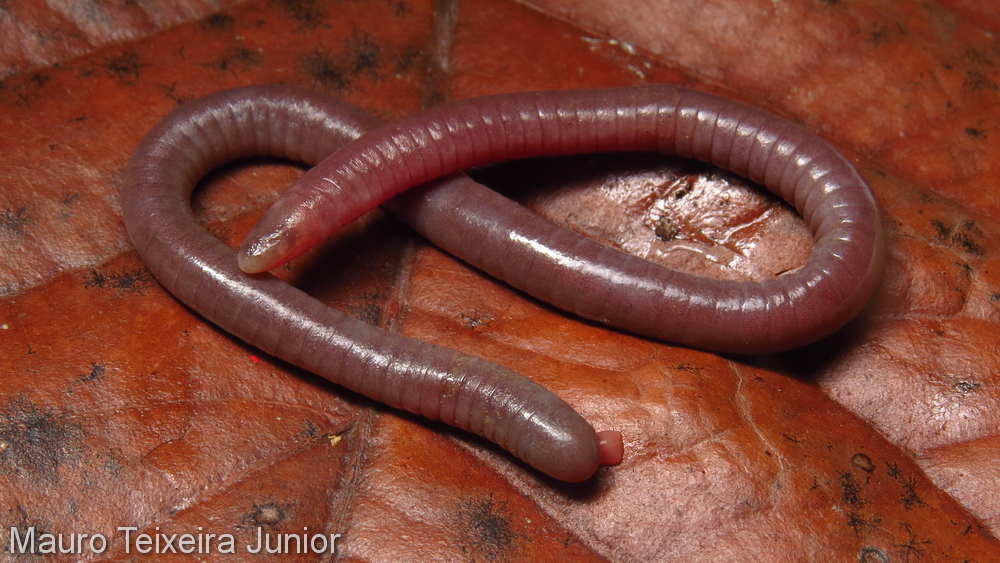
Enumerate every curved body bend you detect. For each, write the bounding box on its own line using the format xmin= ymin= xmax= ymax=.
xmin=122 ymin=86 xmax=609 ymax=482
xmin=241 ymin=85 xmax=884 ymax=354
xmin=123 ymin=84 xmax=882 ymax=483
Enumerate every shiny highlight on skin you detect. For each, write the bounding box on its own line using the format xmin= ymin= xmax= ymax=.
xmin=122 ymin=84 xmax=882 ymax=482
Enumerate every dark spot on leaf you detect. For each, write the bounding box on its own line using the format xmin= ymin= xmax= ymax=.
xmin=460 ymin=309 xmax=493 ymax=330
xmin=951 ymin=220 xmax=986 ymax=255
xmin=300 ymin=419 xmax=320 ymax=439
xmin=960 ymin=523 xmax=982 ymax=536
xmin=1 ymin=205 xmax=29 ymax=236
xmin=298 ymin=31 xmax=388 ymax=90
xmin=344 ymin=31 xmax=382 ymax=80
xmin=103 ymin=451 xmax=124 ymax=479
xmin=965 ymin=126 xmax=987 ymax=139
xmin=0 ymin=395 xmax=84 ymax=482
xmin=201 ymin=13 xmax=235 ymax=31
xmin=851 ymin=453 xmax=876 ymax=473
xmin=455 ymin=495 xmax=525 ymax=562
xmin=78 ymin=362 xmax=106 ymax=383
xmin=846 ymin=511 xmax=881 ymax=536
xmin=669 ymin=362 xmax=703 ymax=374
xmin=299 ymin=49 xmax=351 ymax=90
xmin=961 ymin=47 xmax=992 ymax=66
xmin=57 ymin=193 xmax=79 ymax=219
xmin=275 ymin=0 xmax=328 ymax=31
xmin=964 ymin=69 xmax=999 ymax=92
xmin=204 ymin=46 xmax=264 ymax=74
xmin=155 ymin=82 xmax=189 ymax=104
xmin=28 ymin=72 xmax=49 ymax=89
xmin=885 ymin=462 xmax=927 ymax=511
xmin=894 ymin=522 xmax=931 ymax=559
xmin=0 ymin=68 xmax=50 ymax=107
xmin=81 ymin=267 xmax=152 ymax=296
xmin=388 ymin=0 xmax=411 ymax=15
xmin=102 ymin=51 xmax=145 ymax=85
xmin=931 ymin=219 xmax=951 ymax=239
xmin=930 ymin=219 xmax=986 ymax=255
xmin=348 ymin=291 xmax=384 ymax=325
xmin=840 ymin=472 xmax=866 ymax=509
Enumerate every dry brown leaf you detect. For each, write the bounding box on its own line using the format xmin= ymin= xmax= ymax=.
xmin=1 ymin=0 xmax=999 ymax=561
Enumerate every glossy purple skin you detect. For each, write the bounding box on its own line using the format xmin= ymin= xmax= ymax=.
xmin=122 ymin=86 xmax=603 ymax=482
xmin=242 ymin=85 xmax=884 ymax=353
xmin=122 ymin=84 xmax=883 ymax=482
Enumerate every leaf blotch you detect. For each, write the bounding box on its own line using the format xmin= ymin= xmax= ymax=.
xmin=964 ymin=69 xmax=999 ymax=92
xmin=455 ymin=495 xmax=526 ymax=562
xmin=201 ymin=13 xmax=235 ymax=31
xmin=886 ymin=462 xmax=928 ymax=511
xmin=298 ymin=29 xmax=389 ymax=91
xmin=102 ymin=51 xmax=145 ymax=85
xmin=965 ymin=126 xmax=988 ymax=140
xmin=930 ymin=219 xmax=986 ymax=256
xmin=299 ymin=49 xmax=351 ymax=90
xmin=0 ymin=395 xmax=84 ymax=482
xmin=78 ymin=362 xmax=107 ymax=383
xmin=204 ymin=46 xmax=264 ymax=74
xmin=81 ymin=267 xmax=152 ymax=296
xmin=275 ymin=0 xmax=328 ymax=31
xmin=840 ymin=472 xmax=867 ymax=509
xmin=1 ymin=205 xmax=29 ymax=236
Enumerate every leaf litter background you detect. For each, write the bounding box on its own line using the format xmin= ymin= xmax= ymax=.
xmin=1 ymin=0 xmax=999 ymax=561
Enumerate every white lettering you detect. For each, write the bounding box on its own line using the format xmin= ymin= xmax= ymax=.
xmin=217 ymin=534 xmax=236 ymax=553
xmin=37 ymin=533 xmax=55 ymax=554
xmin=310 ymin=533 xmax=327 ymax=553
xmin=135 ymin=533 xmax=152 ymax=554
xmin=247 ymin=527 xmax=263 ymax=554
xmin=90 ymin=534 xmax=107 ymax=554
xmin=9 ymin=527 xmax=34 ymax=554
xmin=178 ymin=533 xmax=195 ymax=553
xmin=244 ymin=527 xmax=340 ymax=554
xmin=118 ymin=527 xmax=137 ymax=553
xmin=9 ymin=526 xmax=242 ymax=556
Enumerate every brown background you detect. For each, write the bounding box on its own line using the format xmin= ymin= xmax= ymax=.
xmin=1 ymin=0 xmax=999 ymax=561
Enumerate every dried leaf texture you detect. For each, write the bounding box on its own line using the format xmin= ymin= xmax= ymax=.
xmin=0 ymin=0 xmax=253 ymax=79
xmin=1 ymin=0 xmax=999 ymax=561
xmin=518 ymin=0 xmax=1000 ymax=538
